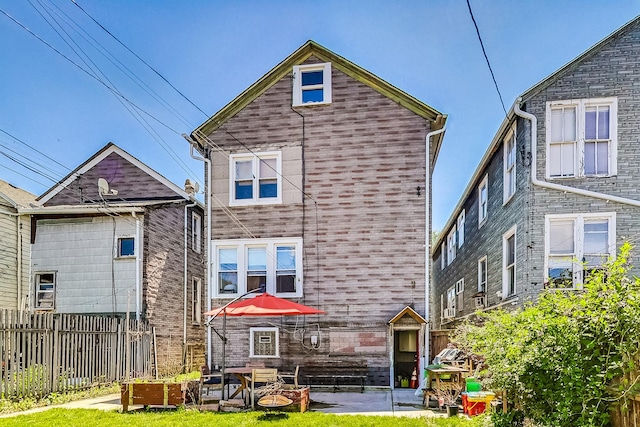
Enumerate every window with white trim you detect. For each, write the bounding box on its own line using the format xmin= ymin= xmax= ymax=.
xmin=192 ymin=212 xmax=202 ymax=253
xmin=456 ymin=278 xmax=464 ymax=312
xmin=502 ymin=226 xmax=517 ymax=297
xmin=117 ymin=236 xmax=135 ymax=258
xmin=213 ymin=238 xmax=303 ymax=298
xmin=445 ymin=286 xmax=456 ymax=318
xmin=447 ymin=227 xmax=457 ymax=265
xmin=504 ymin=125 xmax=516 ymax=203
xmin=457 ymin=210 xmax=465 ymax=248
xmin=440 ymin=243 xmax=446 ymax=270
xmin=478 ymin=174 xmax=488 ymax=226
xmin=191 ymin=277 xmax=201 ymax=324
xmin=35 ymin=272 xmax=56 ymax=310
xmin=545 ymin=213 xmax=615 ymax=289
xmin=292 ymin=63 xmax=332 ymax=106
xmin=229 ymin=152 xmax=281 ymax=206
xmin=546 ymin=97 xmax=617 ymax=178
xmin=478 ymin=256 xmax=487 ymax=293
xmin=250 ymin=327 xmax=279 ymax=358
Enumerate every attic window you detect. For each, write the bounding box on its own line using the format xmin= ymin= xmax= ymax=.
xmin=293 ymin=63 xmax=332 ymax=106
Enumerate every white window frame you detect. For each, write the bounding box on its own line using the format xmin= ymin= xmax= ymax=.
xmin=478 ymin=174 xmax=488 ymax=227
xmin=455 ymin=278 xmax=464 ymax=312
xmin=546 ymin=97 xmax=618 ymax=179
xmin=34 ymin=271 xmax=56 ymax=310
xmin=447 ymin=226 xmax=457 ymax=265
xmin=544 ymin=212 xmax=616 ymax=289
xmin=191 ymin=277 xmax=202 ymax=324
xmin=229 ymin=151 xmax=282 ymax=206
xmin=457 ymin=210 xmax=466 ymax=248
xmin=212 ymin=237 xmax=303 ymax=298
xmin=292 ymin=63 xmax=332 ymax=106
xmin=192 ymin=212 xmax=202 ymax=253
xmin=478 ymin=256 xmax=487 ymax=293
xmin=250 ymin=327 xmax=279 ymax=358
xmin=445 ymin=286 xmax=456 ymax=318
xmin=116 ymin=235 xmax=135 ymax=258
xmin=440 ymin=243 xmax=446 ymax=270
xmin=502 ymin=225 xmax=517 ymax=298
xmin=503 ymin=124 xmax=517 ymax=204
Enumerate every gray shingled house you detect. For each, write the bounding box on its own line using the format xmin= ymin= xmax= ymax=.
xmin=188 ymin=40 xmax=447 ymax=388
xmin=432 ymin=16 xmax=640 ymax=332
xmin=23 ymin=143 xmax=205 ymax=374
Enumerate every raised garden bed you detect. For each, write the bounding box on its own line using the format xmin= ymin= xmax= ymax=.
xmin=120 ymin=381 xmax=198 ymax=412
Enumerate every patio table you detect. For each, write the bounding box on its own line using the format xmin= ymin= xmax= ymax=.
xmin=225 ymin=367 xmax=253 ymax=400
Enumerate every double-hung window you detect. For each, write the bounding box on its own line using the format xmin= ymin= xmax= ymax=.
xmin=442 ymin=286 xmax=456 ymax=319
xmin=502 ymin=226 xmax=517 ymax=297
xmin=230 ymin=152 xmax=281 ymax=206
xmin=478 ymin=256 xmax=487 ymax=293
xmin=440 ymin=243 xmax=446 ymax=270
xmin=547 ymin=97 xmax=617 ymax=178
xmin=191 ymin=277 xmax=201 ymax=324
xmin=214 ymin=238 xmax=303 ymax=298
xmin=192 ymin=212 xmax=202 ymax=253
xmin=545 ymin=213 xmax=615 ymax=289
xmin=35 ymin=272 xmax=56 ymax=310
xmin=292 ymin=63 xmax=332 ymax=106
xmin=447 ymin=227 xmax=457 ymax=265
xmin=504 ymin=125 xmax=516 ymax=203
xmin=457 ymin=210 xmax=465 ymax=248
xmin=455 ymin=278 xmax=465 ymax=312
xmin=478 ymin=174 xmax=488 ymax=226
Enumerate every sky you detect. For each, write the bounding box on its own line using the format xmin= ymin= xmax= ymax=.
xmin=0 ymin=0 xmax=638 ymax=231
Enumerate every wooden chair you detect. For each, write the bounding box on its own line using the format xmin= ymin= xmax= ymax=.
xmin=250 ymin=368 xmax=278 ymax=409
xmin=279 ymin=365 xmax=299 ymax=387
xmin=199 ymin=365 xmax=222 ymax=402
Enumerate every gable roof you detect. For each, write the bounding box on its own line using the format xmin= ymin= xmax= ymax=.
xmin=36 ymin=142 xmax=190 ymax=205
xmin=0 ymin=179 xmax=36 ymax=208
xmin=192 ymin=40 xmax=446 ymax=149
xmin=388 ymin=306 xmax=427 ymax=325
xmin=521 ymin=15 xmax=640 ymax=102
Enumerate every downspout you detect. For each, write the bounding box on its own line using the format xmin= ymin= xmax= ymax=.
xmin=513 ymin=97 xmax=640 ymax=207
xmin=17 ymin=216 xmax=21 ymax=311
xmin=132 ymin=212 xmax=141 ymax=321
xmin=424 ymin=126 xmax=446 ymax=382
xmin=183 ymin=198 xmax=197 ymax=368
xmin=187 ymin=138 xmax=213 ymax=368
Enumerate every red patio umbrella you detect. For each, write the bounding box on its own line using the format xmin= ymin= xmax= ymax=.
xmin=205 ymin=292 xmax=324 ymax=400
xmin=204 ymin=292 xmax=326 ymax=317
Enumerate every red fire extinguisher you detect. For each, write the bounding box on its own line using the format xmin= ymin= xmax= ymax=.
xmin=409 ymin=367 xmax=418 ymax=389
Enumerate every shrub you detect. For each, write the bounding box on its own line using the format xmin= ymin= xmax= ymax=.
xmin=455 ymin=243 xmax=640 ymax=427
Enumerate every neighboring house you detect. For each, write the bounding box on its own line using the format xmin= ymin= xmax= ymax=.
xmin=22 ymin=143 xmax=205 ymax=374
xmin=0 ymin=179 xmax=36 ymax=310
xmin=432 ymin=16 xmax=640 ymax=329
xmin=188 ymin=40 xmax=447 ymax=387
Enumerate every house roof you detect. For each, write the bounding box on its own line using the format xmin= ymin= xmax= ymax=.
xmin=192 ymin=40 xmax=447 ymax=155
xmin=388 ymin=306 xmax=427 ymax=325
xmin=36 ymin=142 xmax=192 ymax=205
xmin=433 ymin=15 xmax=640 ymax=251
xmin=0 ymin=179 xmax=36 ymax=208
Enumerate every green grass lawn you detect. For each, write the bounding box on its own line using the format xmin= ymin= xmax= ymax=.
xmin=1 ymin=408 xmax=486 ymax=427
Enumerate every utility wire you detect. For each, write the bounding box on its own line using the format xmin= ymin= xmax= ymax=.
xmin=71 ymin=0 xmax=210 ymax=118
xmin=466 ymin=0 xmax=507 ymax=116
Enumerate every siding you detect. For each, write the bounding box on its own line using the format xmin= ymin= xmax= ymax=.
xmin=204 ymin=57 xmax=433 ymax=384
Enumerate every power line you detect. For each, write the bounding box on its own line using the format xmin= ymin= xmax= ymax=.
xmin=466 ymin=0 xmax=507 ymax=116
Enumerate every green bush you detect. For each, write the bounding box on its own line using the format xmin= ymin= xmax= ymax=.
xmin=455 ymin=243 xmax=640 ymax=427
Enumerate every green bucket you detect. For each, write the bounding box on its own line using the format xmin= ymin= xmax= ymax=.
xmin=466 ymin=377 xmax=481 ymax=392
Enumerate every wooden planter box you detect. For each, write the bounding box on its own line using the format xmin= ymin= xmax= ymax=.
xmin=120 ymin=381 xmax=198 ymax=412
xmin=276 ymin=386 xmax=310 ymax=412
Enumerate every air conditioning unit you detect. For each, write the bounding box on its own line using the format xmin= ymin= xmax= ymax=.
xmin=443 ymin=308 xmax=456 ymax=319
xmin=474 ymin=295 xmax=486 ymax=309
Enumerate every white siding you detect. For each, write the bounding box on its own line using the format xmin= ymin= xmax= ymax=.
xmin=31 ymin=216 xmax=137 ymax=313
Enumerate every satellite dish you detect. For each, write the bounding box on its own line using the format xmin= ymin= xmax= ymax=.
xmin=98 ymin=178 xmax=118 ymax=196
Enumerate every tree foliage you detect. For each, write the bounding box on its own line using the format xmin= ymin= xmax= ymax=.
xmin=454 ymin=243 xmax=640 ymax=427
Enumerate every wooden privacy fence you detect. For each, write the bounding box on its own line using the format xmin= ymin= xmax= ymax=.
xmin=0 ymin=310 xmax=153 ymax=399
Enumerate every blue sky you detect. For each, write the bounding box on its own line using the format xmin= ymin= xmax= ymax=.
xmin=0 ymin=1 xmax=638 ymax=230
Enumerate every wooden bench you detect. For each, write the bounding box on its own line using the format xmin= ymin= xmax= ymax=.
xmin=301 ymin=359 xmax=368 ymax=392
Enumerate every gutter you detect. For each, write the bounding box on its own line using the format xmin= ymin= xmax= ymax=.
xmin=513 ymin=97 xmax=640 ymax=208
xmin=186 ymin=136 xmax=213 ymax=369
xmin=424 ymin=126 xmax=446 ymax=376
xmin=183 ymin=198 xmax=198 ymax=365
